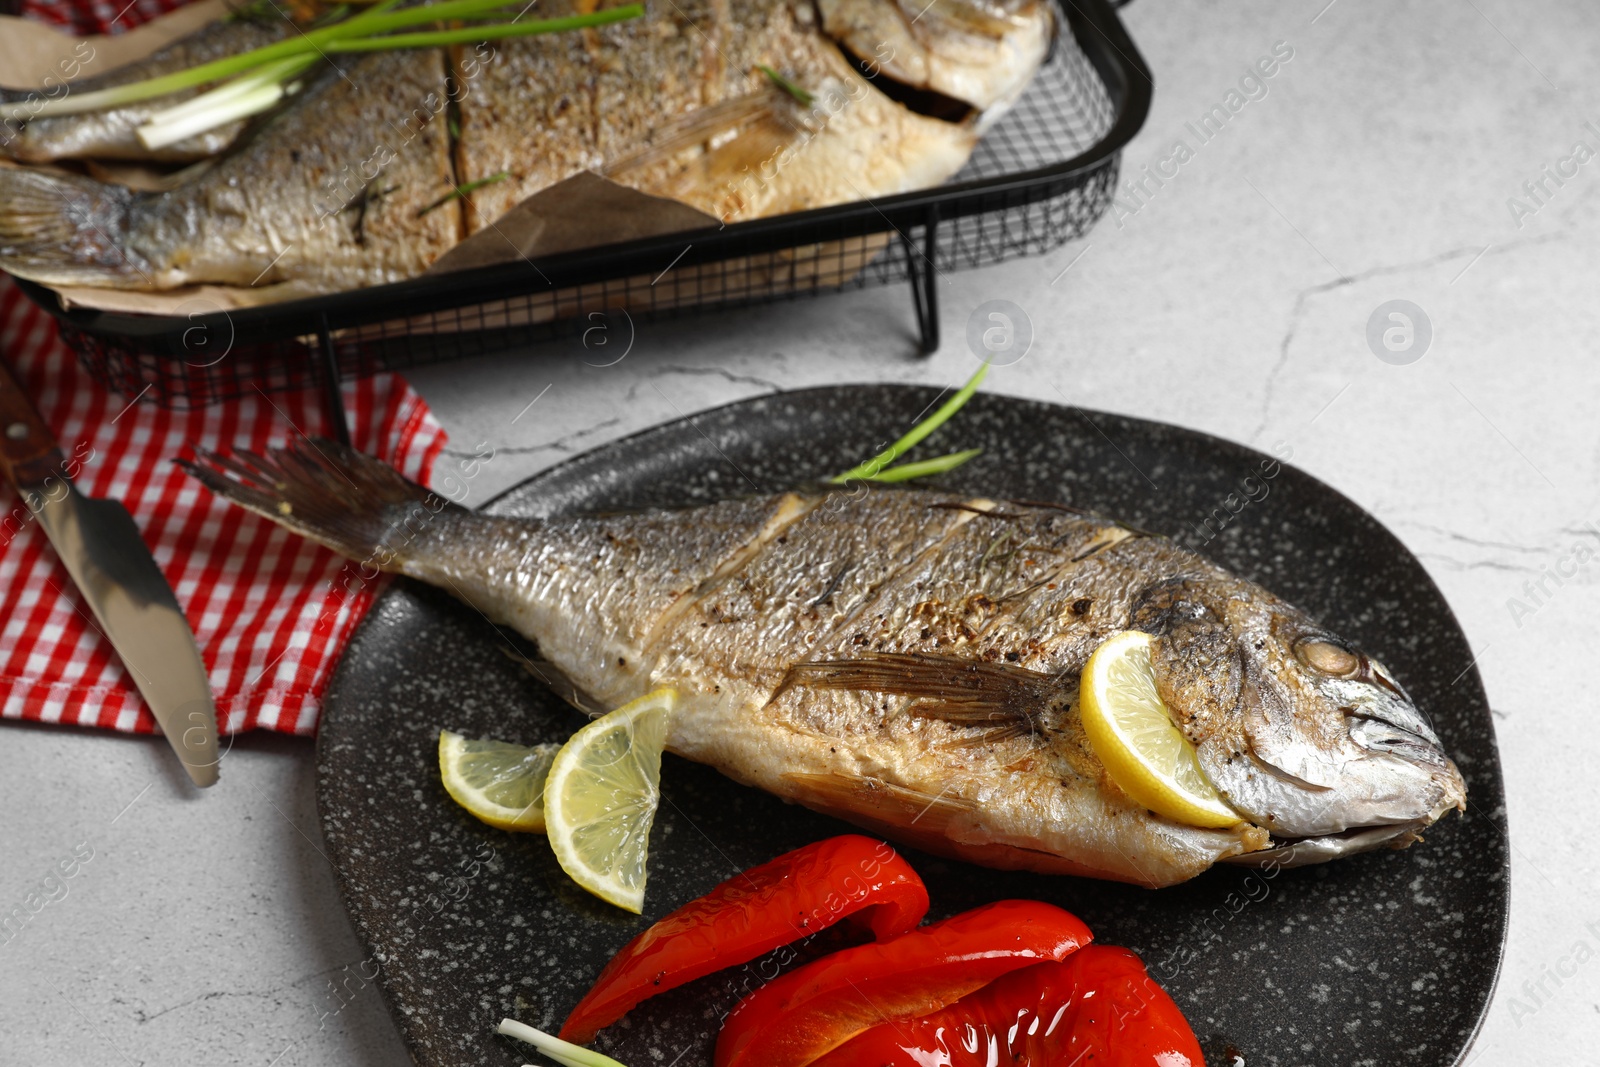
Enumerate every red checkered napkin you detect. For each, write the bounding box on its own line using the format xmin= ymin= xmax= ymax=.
xmin=20 ymin=0 xmax=184 ymax=37
xmin=1 ymin=0 xmax=448 ymax=735
xmin=0 ymin=280 xmax=448 ymax=736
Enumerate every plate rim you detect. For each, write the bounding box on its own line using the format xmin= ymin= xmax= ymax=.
xmin=315 ymin=383 xmax=1509 ymax=1067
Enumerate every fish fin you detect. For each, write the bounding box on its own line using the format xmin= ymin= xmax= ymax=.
xmin=494 ymin=642 xmax=606 ymax=719
xmin=622 ymin=96 xmax=809 ymax=221
xmin=1069 ymin=525 xmax=1137 ymax=562
xmin=602 ymin=93 xmax=779 ymax=178
xmin=0 ymin=167 xmax=150 ymax=287
xmin=781 ymin=771 xmax=976 ymax=837
xmin=694 ymin=119 xmax=801 ymax=187
xmin=1003 ymin=498 xmax=1097 ymax=516
xmin=176 ymin=437 xmax=465 ymax=569
xmin=940 ymin=721 xmax=1039 ymax=747
xmin=778 ymin=652 xmax=1054 ymax=731
xmin=919 ymin=0 xmax=1032 ymax=38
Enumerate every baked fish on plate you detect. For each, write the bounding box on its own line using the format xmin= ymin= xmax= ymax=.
xmin=0 ymin=0 xmax=1051 ymax=293
xmin=181 ymin=439 xmax=1466 ymax=888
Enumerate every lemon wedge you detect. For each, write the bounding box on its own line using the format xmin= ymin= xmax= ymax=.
xmin=544 ymin=688 xmax=677 ymax=913
xmin=1080 ymin=630 xmax=1244 ymax=829
xmin=439 ymin=730 xmax=562 ymax=832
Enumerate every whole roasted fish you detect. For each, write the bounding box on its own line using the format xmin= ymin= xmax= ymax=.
xmin=0 ymin=0 xmax=1050 ymax=292
xmin=181 ymin=440 xmax=1466 ymax=888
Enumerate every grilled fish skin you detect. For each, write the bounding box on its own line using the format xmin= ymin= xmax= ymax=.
xmin=0 ymin=51 xmax=460 ymax=290
xmin=458 ymin=0 xmax=990 ymax=227
xmin=0 ymin=15 xmax=292 ymax=163
xmin=0 ymin=0 xmax=1049 ymax=292
xmin=179 ymin=440 xmax=1467 ymax=888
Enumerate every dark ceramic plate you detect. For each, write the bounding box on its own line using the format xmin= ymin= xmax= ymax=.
xmin=316 ymin=386 xmax=1507 ymax=1067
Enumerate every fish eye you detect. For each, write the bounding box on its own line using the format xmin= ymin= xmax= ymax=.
xmin=1294 ymin=638 xmax=1360 ymax=677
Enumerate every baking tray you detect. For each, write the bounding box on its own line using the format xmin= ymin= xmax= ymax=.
xmin=14 ymin=0 xmax=1151 ymax=435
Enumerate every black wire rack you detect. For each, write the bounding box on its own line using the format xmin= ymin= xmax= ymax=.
xmin=14 ymin=0 xmax=1150 ymax=441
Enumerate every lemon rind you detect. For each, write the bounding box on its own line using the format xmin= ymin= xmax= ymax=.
xmin=1081 ymin=631 xmax=1244 ymax=830
xmin=543 ymin=689 xmax=677 ymax=914
xmin=439 ymin=729 xmax=558 ymax=833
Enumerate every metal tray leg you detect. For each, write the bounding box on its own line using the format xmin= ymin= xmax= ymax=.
xmin=902 ymin=206 xmax=941 ymax=355
xmin=317 ymin=313 xmax=352 ymax=447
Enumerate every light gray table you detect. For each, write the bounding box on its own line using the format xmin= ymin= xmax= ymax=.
xmin=3 ymin=1 xmax=1594 ymax=1062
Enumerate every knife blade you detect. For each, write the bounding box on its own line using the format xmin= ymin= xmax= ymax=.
xmin=0 ymin=360 xmax=219 ymax=787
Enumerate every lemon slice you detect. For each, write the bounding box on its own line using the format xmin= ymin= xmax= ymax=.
xmin=439 ymin=730 xmax=562 ymax=832
xmin=544 ymin=688 xmax=677 ymax=913
xmin=1080 ymin=630 xmax=1244 ymax=828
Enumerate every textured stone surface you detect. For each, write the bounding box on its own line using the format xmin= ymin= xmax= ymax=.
xmin=2 ymin=0 xmax=1595 ymax=1062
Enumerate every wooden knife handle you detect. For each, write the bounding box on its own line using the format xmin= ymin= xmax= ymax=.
xmin=0 ymin=358 xmax=64 ymax=489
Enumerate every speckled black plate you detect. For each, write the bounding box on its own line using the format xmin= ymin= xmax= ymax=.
xmin=316 ymin=386 xmax=1507 ymax=1067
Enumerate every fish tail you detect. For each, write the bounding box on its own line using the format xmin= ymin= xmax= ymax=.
xmin=0 ymin=167 xmax=150 ymax=286
xmin=176 ymin=438 xmax=466 ymax=571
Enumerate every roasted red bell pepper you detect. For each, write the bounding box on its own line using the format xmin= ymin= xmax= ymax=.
xmin=559 ymin=835 xmax=928 ymax=1043
xmin=810 ymin=943 xmax=1205 ymax=1067
xmin=714 ymin=899 xmax=1093 ymax=1067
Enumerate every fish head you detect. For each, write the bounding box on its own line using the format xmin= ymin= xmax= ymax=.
xmin=815 ymin=0 xmax=1054 ymax=115
xmin=1133 ymin=578 xmax=1467 ymax=843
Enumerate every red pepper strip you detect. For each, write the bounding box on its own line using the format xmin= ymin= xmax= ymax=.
xmin=714 ymin=899 xmax=1093 ymax=1067
xmin=559 ymin=835 xmax=928 ymax=1043
xmin=810 ymin=944 xmax=1204 ymax=1067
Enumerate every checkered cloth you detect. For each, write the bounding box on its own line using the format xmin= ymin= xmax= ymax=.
xmin=21 ymin=0 xmax=181 ymax=36
xmin=1 ymin=0 xmax=449 ymax=735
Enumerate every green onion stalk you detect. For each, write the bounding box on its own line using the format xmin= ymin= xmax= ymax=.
xmin=497 ymin=1018 xmax=631 ymax=1067
xmin=1 ymin=1 xmax=644 ymax=125
xmin=758 ymin=64 xmax=814 ymax=108
xmin=137 ymin=54 xmax=320 ymax=149
xmin=416 ymin=169 xmax=510 ymax=216
xmin=830 ymin=361 xmax=990 ymax=484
